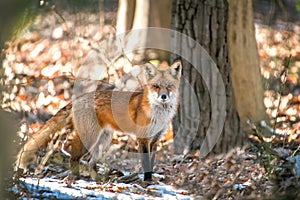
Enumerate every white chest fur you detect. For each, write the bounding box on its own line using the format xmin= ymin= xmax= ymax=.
xmin=146 ymin=102 xmax=176 ymax=138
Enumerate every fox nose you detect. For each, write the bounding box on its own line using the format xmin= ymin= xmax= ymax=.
xmin=161 ymin=94 xmax=167 ymax=100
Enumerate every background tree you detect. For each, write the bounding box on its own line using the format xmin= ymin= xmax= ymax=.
xmin=171 ymin=0 xmax=265 ymax=155
xmin=116 ymin=0 xmax=172 ymax=61
xmin=116 ymin=0 xmax=172 ymax=33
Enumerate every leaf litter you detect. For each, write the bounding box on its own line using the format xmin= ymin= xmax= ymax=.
xmin=1 ymin=4 xmax=300 ymax=200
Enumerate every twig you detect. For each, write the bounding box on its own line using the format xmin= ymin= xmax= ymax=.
xmin=292 ymin=145 xmax=300 ymax=157
xmin=61 ymin=130 xmax=71 ymax=157
xmin=116 ymin=173 xmax=139 ymax=183
xmin=248 ymin=120 xmax=284 ymax=159
xmin=272 ymin=55 xmax=292 ymax=146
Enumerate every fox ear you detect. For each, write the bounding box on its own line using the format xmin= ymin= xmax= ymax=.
xmin=144 ymin=62 xmax=157 ymax=79
xmin=170 ymin=61 xmax=182 ymax=79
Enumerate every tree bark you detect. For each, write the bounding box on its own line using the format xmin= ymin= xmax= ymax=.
xmin=228 ymin=0 xmax=265 ymax=123
xmin=172 ymin=0 xmax=246 ymax=155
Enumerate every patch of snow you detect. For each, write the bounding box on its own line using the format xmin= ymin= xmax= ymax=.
xmin=14 ymin=176 xmax=193 ymax=200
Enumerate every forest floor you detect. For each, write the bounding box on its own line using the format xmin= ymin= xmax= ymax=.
xmin=1 ymin=8 xmax=300 ymax=200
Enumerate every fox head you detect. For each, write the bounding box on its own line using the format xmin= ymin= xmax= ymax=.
xmin=143 ymin=61 xmax=182 ymax=106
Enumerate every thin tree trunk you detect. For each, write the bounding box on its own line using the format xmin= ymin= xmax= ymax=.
xmin=116 ymin=0 xmax=172 ymax=61
xmin=98 ymin=0 xmax=105 ymax=29
xmin=132 ymin=0 xmax=150 ymax=29
xmin=116 ymin=0 xmax=135 ymax=34
xmin=122 ymin=0 xmax=150 ymax=60
xmin=172 ymin=0 xmax=246 ymax=155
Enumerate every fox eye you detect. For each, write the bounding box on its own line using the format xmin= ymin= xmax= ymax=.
xmin=167 ymin=85 xmax=173 ymax=89
xmin=152 ymin=84 xmax=160 ymax=89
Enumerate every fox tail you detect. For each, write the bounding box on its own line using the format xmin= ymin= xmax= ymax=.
xmin=15 ymin=103 xmax=73 ymax=172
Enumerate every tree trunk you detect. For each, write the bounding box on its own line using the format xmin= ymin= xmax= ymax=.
xmin=172 ymin=0 xmax=247 ymax=155
xmin=98 ymin=0 xmax=105 ymax=29
xmin=116 ymin=0 xmax=172 ymax=61
xmin=116 ymin=0 xmax=135 ymax=34
xmin=125 ymin=0 xmax=151 ymax=57
xmin=228 ymin=0 xmax=265 ymax=124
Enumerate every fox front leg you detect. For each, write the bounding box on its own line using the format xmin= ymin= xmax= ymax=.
xmin=138 ymin=138 xmax=158 ymax=181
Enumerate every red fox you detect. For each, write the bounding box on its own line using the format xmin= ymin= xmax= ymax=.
xmin=16 ymin=61 xmax=182 ymax=181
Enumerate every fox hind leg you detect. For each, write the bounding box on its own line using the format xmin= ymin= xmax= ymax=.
xmin=87 ymin=129 xmax=113 ymax=180
xmin=69 ymin=131 xmax=87 ymax=181
xmin=88 ymin=129 xmax=113 ymax=166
